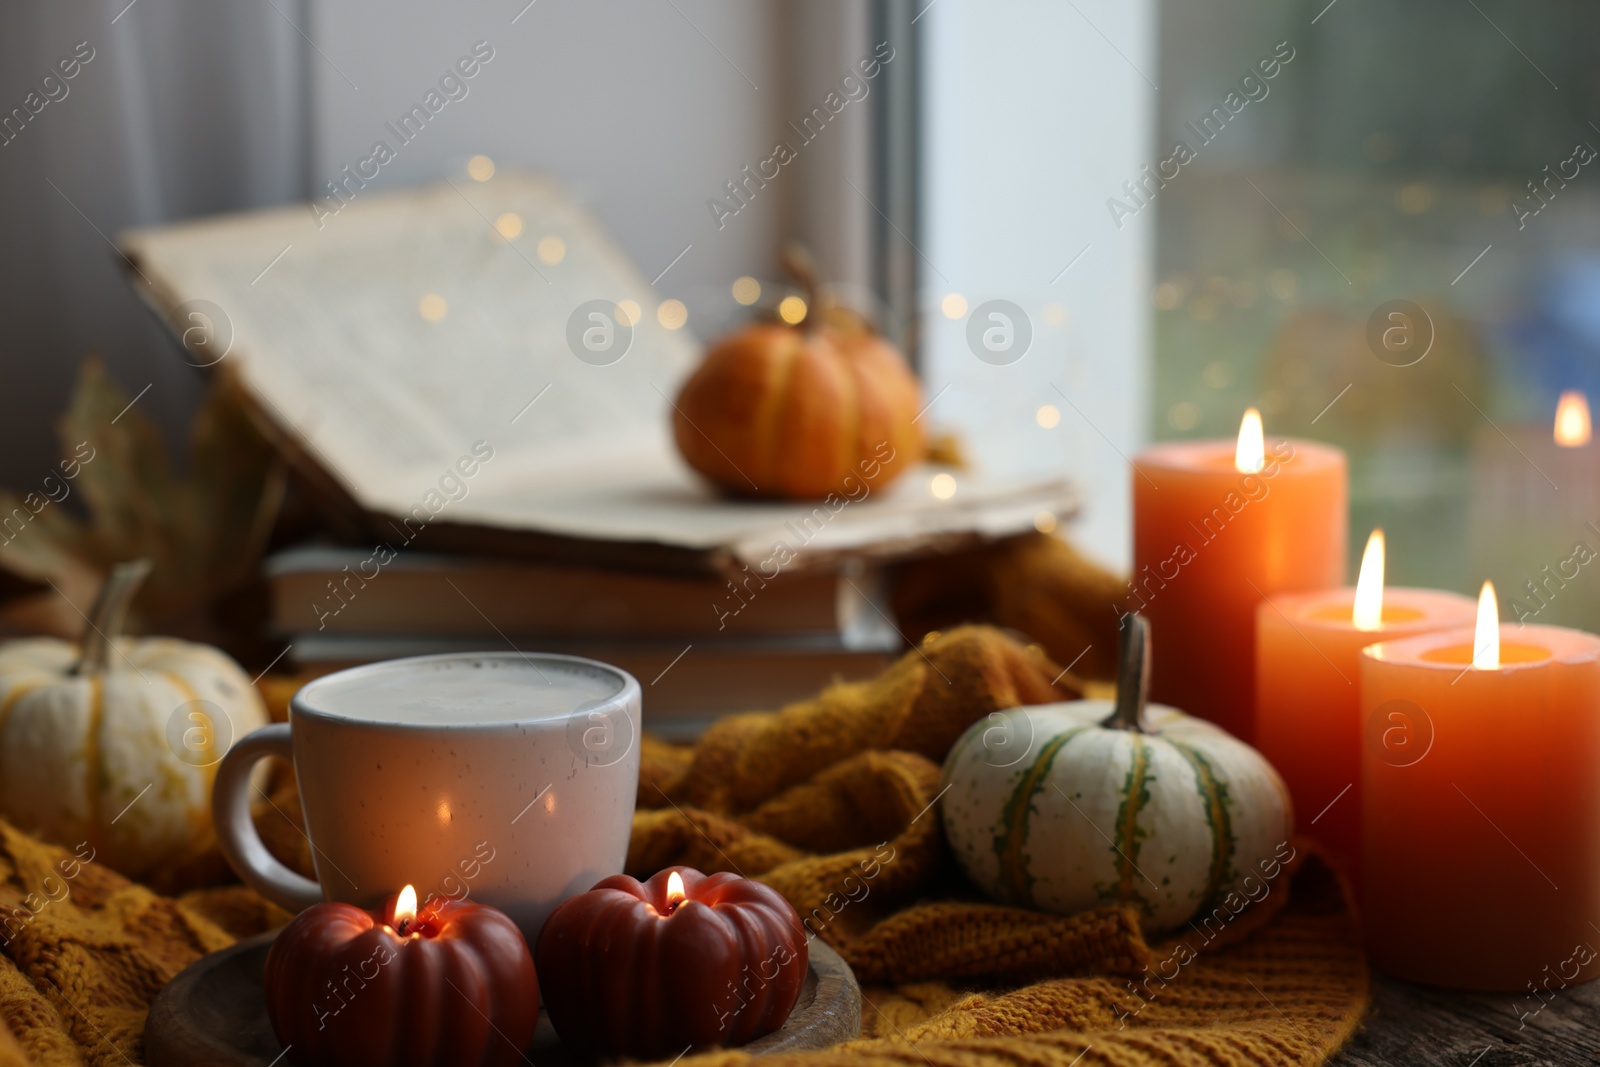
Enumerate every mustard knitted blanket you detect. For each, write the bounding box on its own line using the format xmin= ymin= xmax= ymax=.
xmin=0 ymin=627 xmax=1367 ymax=1066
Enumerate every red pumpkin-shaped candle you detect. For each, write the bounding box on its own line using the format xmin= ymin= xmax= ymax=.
xmin=536 ymin=867 xmax=807 ymax=1059
xmin=264 ymin=886 xmax=539 ymax=1067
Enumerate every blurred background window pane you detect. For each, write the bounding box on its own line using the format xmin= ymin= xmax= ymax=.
xmin=919 ymin=0 xmax=1155 ymax=570
xmin=1151 ymin=0 xmax=1600 ymax=628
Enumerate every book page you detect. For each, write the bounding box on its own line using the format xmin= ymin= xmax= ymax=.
xmin=122 ymin=173 xmax=695 ymax=508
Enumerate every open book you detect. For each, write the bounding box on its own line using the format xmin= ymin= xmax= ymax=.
xmin=120 ymin=172 xmax=1075 ymax=574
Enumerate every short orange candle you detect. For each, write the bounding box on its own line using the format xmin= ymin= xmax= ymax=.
xmin=1256 ymin=530 xmax=1476 ymax=877
xmin=1132 ymin=409 xmax=1347 ymax=742
xmin=1361 ymin=583 xmax=1600 ymax=990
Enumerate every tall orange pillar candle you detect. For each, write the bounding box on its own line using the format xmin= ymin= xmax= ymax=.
xmin=1256 ymin=530 xmax=1476 ymax=877
xmin=1132 ymin=409 xmax=1347 ymax=742
xmin=1361 ymin=583 xmax=1600 ymax=990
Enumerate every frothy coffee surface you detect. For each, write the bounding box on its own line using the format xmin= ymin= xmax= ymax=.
xmin=301 ymin=655 xmax=624 ymax=725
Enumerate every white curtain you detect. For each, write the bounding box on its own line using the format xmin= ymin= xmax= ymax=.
xmin=0 ymin=0 xmax=307 ymax=484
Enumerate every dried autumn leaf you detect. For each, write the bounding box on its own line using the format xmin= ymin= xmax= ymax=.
xmin=0 ymin=357 xmax=284 ymax=634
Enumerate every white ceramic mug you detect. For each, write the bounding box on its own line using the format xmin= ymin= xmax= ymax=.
xmin=213 ymin=652 xmax=641 ymax=944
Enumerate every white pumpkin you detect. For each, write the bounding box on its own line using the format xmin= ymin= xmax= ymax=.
xmin=941 ymin=616 xmax=1292 ymax=935
xmin=0 ymin=561 xmax=268 ymax=876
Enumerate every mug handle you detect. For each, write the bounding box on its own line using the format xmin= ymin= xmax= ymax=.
xmin=212 ymin=724 xmax=324 ymax=913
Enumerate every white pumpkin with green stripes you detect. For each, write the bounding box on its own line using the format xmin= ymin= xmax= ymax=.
xmin=940 ymin=616 xmax=1292 ymax=935
xmin=0 ymin=562 xmax=268 ymax=877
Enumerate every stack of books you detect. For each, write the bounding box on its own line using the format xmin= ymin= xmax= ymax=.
xmin=266 ymin=545 xmax=899 ymax=732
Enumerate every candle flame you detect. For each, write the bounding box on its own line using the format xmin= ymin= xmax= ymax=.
xmin=1554 ymin=390 xmax=1591 ymax=447
xmin=1352 ymin=529 xmax=1386 ymax=632
xmin=666 ymin=870 xmax=686 ymax=909
xmin=394 ymin=884 xmax=417 ymax=931
xmin=1473 ymin=581 xmax=1500 ymax=671
xmin=1235 ymin=408 xmax=1265 ymax=473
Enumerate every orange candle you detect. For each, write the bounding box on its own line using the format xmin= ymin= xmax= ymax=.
xmin=1361 ymin=583 xmax=1600 ymax=990
xmin=1256 ymin=530 xmax=1476 ymax=877
xmin=1132 ymin=409 xmax=1347 ymax=742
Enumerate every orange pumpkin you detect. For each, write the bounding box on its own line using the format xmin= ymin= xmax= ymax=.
xmin=672 ymin=254 xmax=925 ymax=500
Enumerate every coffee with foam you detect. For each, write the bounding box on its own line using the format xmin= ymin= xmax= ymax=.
xmin=300 ymin=655 xmax=622 ymax=725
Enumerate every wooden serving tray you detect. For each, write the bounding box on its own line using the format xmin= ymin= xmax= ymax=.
xmin=145 ymin=930 xmax=861 ymax=1066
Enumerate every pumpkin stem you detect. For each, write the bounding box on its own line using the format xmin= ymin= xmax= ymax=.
xmin=1104 ymin=613 xmax=1151 ymax=733
xmin=779 ymin=243 xmax=823 ymax=332
xmin=75 ymin=559 xmax=152 ymax=675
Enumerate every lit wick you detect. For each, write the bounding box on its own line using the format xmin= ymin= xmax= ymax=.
xmin=1554 ymin=390 xmax=1591 ymax=448
xmin=1473 ymin=582 xmax=1500 ymax=671
xmin=1235 ymin=408 xmax=1266 ymax=474
xmin=1352 ymin=529 xmax=1385 ymax=632
xmin=394 ymin=884 xmax=418 ymax=937
xmin=665 ymin=871 xmax=687 ymax=915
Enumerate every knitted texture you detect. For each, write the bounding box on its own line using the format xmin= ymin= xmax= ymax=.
xmin=635 ymin=626 xmax=1370 ymax=1067
xmin=0 ymin=821 xmax=288 ymax=1067
xmin=0 ymin=626 xmax=1367 ymax=1065
xmin=892 ymin=532 xmax=1131 ymax=681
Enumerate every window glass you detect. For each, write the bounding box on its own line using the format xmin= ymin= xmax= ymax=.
xmin=1153 ymin=0 xmax=1600 ymax=627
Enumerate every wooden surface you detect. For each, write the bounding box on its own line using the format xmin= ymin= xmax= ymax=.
xmin=144 ymin=932 xmax=281 ymax=1067
xmin=744 ymin=938 xmax=862 ymax=1057
xmin=1332 ymin=971 xmax=1600 ymax=1066
xmin=145 ymin=931 xmax=861 ymax=1066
